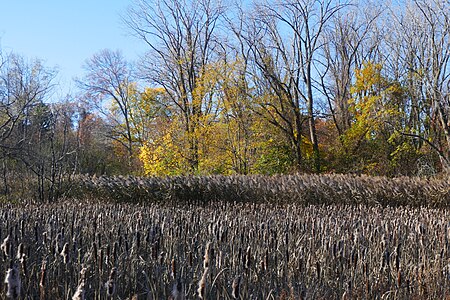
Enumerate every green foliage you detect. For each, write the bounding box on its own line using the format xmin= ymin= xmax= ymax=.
xmin=253 ymin=140 xmax=293 ymax=175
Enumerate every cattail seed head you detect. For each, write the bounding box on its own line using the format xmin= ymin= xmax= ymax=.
xmin=5 ymin=263 xmax=21 ymax=299
xmin=39 ymin=259 xmax=47 ymax=299
xmin=316 ymin=261 xmax=321 ymax=281
xmin=39 ymin=259 xmax=47 ymax=291
xmin=16 ymin=243 xmax=24 ymax=260
xmin=188 ymin=251 xmax=193 ymax=267
xmin=72 ymin=281 xmax=85 ymax=300
xmin=203 ymin=242 xmax=212 ymax=269
xmin=232 ymin=275 xmax=241 ymax=299
xmin=1 ymin=235 xmax=10 ymax=257
xmin=55 ymin=232 xmax=63 ymax=254
xmin=171 ymin=279 xmax=184 ymax=300
xmin=72 ymin=267 xmax=87 ymax=300
xmin=244 ymin=246 xmax=252 ymax=270
xmin=171 ymin=258 xmax=176 ymax=279
xmin=61 ymin=242 xmax=70 ymax=264
xmin=197 ymin=267 xmax=208 ymax=299
xmin=105 ymin=267 xmax=116 ymax=298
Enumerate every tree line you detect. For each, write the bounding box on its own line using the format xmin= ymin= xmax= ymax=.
xmin=0 ymin=0 xmax=448 ymax=201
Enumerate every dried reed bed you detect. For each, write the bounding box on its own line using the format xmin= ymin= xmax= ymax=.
xmin=72 ymin=174 xmax=450 ymax=207
xmin=1 ymin=201 xmax=450 ymax=299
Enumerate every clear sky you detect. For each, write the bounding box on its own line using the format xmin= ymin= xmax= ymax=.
xmin=0 ymin=1 xmax=147 ymax=93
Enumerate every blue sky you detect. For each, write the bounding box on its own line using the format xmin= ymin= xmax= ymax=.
xmin=0 ymin=1 xmax=147 ymax=92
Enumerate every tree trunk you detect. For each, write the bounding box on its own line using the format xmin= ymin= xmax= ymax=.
xmin=307 ymin=71 xmax=320 ymax=173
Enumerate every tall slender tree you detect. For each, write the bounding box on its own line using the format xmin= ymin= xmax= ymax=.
xmin=320 ymin=2 xmax=382 ymax=136
xmin=244 ymin=0 xmax=347 ymax=172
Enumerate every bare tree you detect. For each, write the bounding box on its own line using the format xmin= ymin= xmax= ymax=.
xmin=388 ymin=0 xmax=450 ymax=171
xmin=126 ymin=0 xmax=226 ymax=172
xmin=244 ymin=0 xmax=347 ymax=172
xmin=0 ymin=54 xmax=56 ymax=151
xmin=78 ymin=49 xmax=136 ymax=167
xmin=0 ymin=52 xmax=79 ymax=201
xmin=320 ymin=2 xmax=382 ymax=136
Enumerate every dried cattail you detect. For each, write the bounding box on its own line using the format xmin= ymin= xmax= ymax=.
xmin=55 ymin=232 xmax=63 ymax=254
xmin=188 ymin=251 xmax=193 ymax=267
xmin=106 ymin=244 xmax=110 ymax=266
xmin=72 ymin=280 xmax=85 ymax=300
xmin=93 ymin=242 xmax=98 ymax=264
xmin=197 ymin=267 xmax=208 ymax=299
xmin=105 ymin=267 xmax=116 ymax=298
xmin=232 ymin=275 xmax=241 ymax=299
xmin=1 ymin=234 xmax=10 ymax=257
xmin=171 ymin=279 xmax=184 ymax=300
xmin=113 ymin=241 xmax=118 ymax=263
xmin=5 ymin=263 xmax=21 ymax=299
xmin=39 ymin=260 xmax=47 ymax=299
xmin=34 ymin=222 xmax=39 ymax=243
xmin=151 ymin=241 xmax=158 ymax=260
xmin=16 ymin=243 xmax=24 ymax=260
xmin=351 ymin=248 xmax=358 ymax=269
xmin=72 ymin=267 xmax=87 ymax=300
xmin=203 ymin=242 xmax=212 ymax=269
xmin=42 ymin=231 xmax=48 ymax=246
xmin=244 ymin=246 xmax=251 ymax=270
xmin=61 ymin=242 xmax=70 ymax=264
xmin=341 ymin=291 xmax=348 ymax=300
xmin=136 ymin=231 xmax=141 ymax=250
xmin=395 ymin=243 xmax=401 ymax=271
xmin=125 ymin=239 xmax=129 ymax=254
xmin=316 ymin=261 xmax=321 ymax=281
xmin=171 ymin=258 xmax=176 ymax=279
xmin=99 ymin=248 xmax=103 ymax=273
xmin=365 ymin=278 xmax=370 ymax=297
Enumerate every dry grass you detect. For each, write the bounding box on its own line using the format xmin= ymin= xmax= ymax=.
xmin=71 ymin=174 xmax=450 ymax=207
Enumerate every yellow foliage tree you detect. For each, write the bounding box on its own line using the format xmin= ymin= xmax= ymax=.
xmin=336 ymin=61 xmax=409 ymax=174
xmin=129 ymin=86 xmax=167 ymax=146
xmin=139 ymin=117 xmax=189 ymax=176
xmin=138 ymin=58 xmax=309 ymax=176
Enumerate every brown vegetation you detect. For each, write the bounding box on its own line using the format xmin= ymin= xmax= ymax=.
xmin=73 ymin=174 xmax=450 ymax=207
xmin=1 ymin=197 xmax=450 ymax=298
